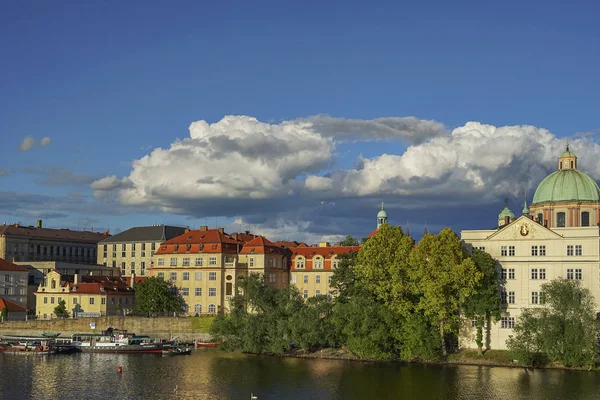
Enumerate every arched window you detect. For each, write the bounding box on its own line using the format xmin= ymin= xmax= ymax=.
xmin=208 ymin=304 xmax=216 ymax=313
xmin=295 ymin=256 xmax=305 ymax=269
xmin=557 ymin=212 xmax=566 ymax=227
xmin=560 ymin=161 xmax=563 ymax=169
xmin=51 ymin=280 xmax=56 ymax=289
xmin=313 ymin=256 xmax=324 ymax=269
xmin=581 ymin=212 xmax=590 ymax=227
xmin=571 ymin=160 xmax=574 ymax=168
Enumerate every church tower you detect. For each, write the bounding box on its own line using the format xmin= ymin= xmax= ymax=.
xmin=377 ymin=202 xmax=388 ymax=228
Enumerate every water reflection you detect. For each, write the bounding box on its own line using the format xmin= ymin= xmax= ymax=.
xmin=2 ymin=351 xmax=600 ymax=400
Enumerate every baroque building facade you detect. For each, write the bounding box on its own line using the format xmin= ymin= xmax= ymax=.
xmin=461 ymin=147 xmax=600 ymax=350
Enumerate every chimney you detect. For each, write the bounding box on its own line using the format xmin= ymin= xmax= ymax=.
xmin=37 ymin=219 xmax=42 ymax=228
xmin=245 ymin=230 xmax=250 ymax=235
xmin=504 ymin=216 xmax=510 ymax=225
xmin=319 ymin=242 xmax=330 ymax=248
xmin=184 ymin=226 xmax=190 ymax=233
xmin=544 ymin=221 xmax=548 ymax=228
xmin=217 ymin=228 xmax=224 ymax=234
xmin=74 ymin=274 xmax=79 ymax=285
xmin=130 ymin=272 xmax=136 ymax=286
xmin=200 ymin=225 xmax=208 ymax=232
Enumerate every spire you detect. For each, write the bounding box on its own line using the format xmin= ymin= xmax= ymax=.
xmin=522 ymin=190 xmax=529 ymax=216
xmin=423 ymin=220 xmax=429 ymax=236
xmin=405 ymin=220 xmax=411 ymax=237
xmin=381 ymin=202 xmax=384 ymax=211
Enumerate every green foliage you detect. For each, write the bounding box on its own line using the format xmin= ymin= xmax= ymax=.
xmin=507 ymin=279 xmax=598 ymax=368
xmin=329 ymin=252 xmax=359 ymax=301
xmin=290 ymin=295 xmax=337 ymax=352
xmin=191 ymin=316 xmax=215 ymax=333
xmin=0 ymin=307 xmax=7 ymax=321
xmin=409 ymin=228 xmax=482 ymax=356
xmin=54 ymin=299 xmax=69 ymax=317
xmin=398 ymin=313 xmax=442 ymax=361
xmin=463 ymin=249 xmax=502 ymax=354
xmin=339 ymin=235 xmax=359 ymax=246
xmin=133 ymin=277 xmax=183 ymax=316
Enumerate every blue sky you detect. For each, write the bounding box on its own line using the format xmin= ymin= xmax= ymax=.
xmin=1 ymin=0 xmax=600 ymax=242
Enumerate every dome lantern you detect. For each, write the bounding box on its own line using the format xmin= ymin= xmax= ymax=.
xmin=377 ymin=202 xmax=388 ymax=228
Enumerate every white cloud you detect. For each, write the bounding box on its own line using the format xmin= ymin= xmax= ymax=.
xmin=19 ymin=136 xmax=36 ymax=151
xmin=40 ymin=137 xmax=51 ymax=147
xmin=91 ymin=176 xmax=133 ymax=191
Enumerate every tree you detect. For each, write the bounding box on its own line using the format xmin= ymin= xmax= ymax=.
xmin=507 ymin=279 xmax=598 ymax=368
xmin=339 ymin=235 xmax=359 ymax=246
xmin=463 ymin=249 xmax=502 ymax=355
xmin=54 ymin=299 xmax=69 ymax=318
xmin=354 ymin=224 xmax=415 ymax=317
xmin=409 ymin=228 xmax=482 ymax=357
xmin=133 ymin=277 xmax=183 ymax=316
xmin=289 ymin=295 xmax=337 ymax=352
xmin=329 ymin=252 xmax=359 ymax=301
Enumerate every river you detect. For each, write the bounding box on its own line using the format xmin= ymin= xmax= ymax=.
xmin=1 ymin=350 xmax=600 ymax=399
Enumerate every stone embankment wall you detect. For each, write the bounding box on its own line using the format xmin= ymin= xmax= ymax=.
xmin=0 ymin=316 xmax=212 ymax=342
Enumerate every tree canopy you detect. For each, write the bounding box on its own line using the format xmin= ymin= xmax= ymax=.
xmin=339 ymin=235 xmax=359 ymax=246
xmin=133 ymin=277 xmax=183 ymax=316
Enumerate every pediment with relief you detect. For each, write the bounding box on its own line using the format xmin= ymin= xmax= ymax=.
xmin=486 ymin=216 xmax=563 ymax=241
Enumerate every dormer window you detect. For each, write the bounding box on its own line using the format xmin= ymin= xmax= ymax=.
xmin=174 ymin=244 xmax=179 ymax=251
xmin=186 ymin=244 xmax=191 ymax=252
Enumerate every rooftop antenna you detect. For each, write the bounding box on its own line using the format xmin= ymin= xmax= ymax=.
xmin=423 ymin=220 xmax=429 ymax=235
xmin=406 ymin=220 xmax=411 ymax=237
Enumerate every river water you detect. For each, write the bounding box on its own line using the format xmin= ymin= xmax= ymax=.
xmin=1 ymin=350 xmax=600 ymax=400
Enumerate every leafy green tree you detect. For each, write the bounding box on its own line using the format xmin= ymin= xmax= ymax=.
xmin=329 ymin=252 xmax=359 ymax=301
xmin=289 ymin=295 xmax=336 ymax=352
xmin=339 ymin=235 xmax=359 ymax=246
xmin=133 ymin=277 xmax=183 ymax=316
xmin=0 ymin=307 xmax=7 ymax=322
xmin=355 ymin=224 xmax=415 ymax=317
xmin=463 ymin=249 xmax=502 ymax=355
xmin=54 ymin=299 xmax=69 ymax=318
xmin=507 ymin=279 xmax=598 ymax=368
xmin=409 ymin=228 xmax=482 ymax=357
xmin=398 ymin=313 xmax=442 ymax=361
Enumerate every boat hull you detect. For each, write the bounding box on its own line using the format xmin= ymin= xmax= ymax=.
xmin=73 ymin=345 xmax=163 ymax=354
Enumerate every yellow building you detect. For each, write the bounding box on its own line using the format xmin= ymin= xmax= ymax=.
xmin=97 ymin=224 xmax=186 ymax=277
xmin=150 ymin=227 xmax=289 ymax=315
xmin=0 ymin=220 xmax=106 ymax=264
xmin=34 ymin=270 xmax=136 ymax=320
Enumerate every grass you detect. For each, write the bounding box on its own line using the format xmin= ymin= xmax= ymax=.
xmin=190 ymin=316 xmax=215 ymax=333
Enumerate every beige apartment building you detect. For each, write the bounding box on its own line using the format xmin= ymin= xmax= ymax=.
xmin=0 ymin=258 xmax=29 ymax=308
xmin=34 ymin=270 xmax=136 ymax=320
xmin=150 ymin=227 xmax=289 ymax=315
xmin=0 ymin=220 xmax=106 ymax=264
xmin=461 ymin=147 xmax=600 ymax=350
xmin=97 ymin=225 xmax=186 ymax=277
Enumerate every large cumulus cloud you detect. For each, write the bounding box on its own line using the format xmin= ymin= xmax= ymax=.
xmin=91 ymin=115 xmax=600 ymax=240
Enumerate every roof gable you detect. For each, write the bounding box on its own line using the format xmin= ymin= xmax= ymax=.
xmin=486 ymin=216 xmax=563 ymax=241
xmin=0 ymin=297 xmax=27 ymax=312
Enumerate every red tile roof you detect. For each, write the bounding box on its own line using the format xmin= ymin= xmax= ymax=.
xmin=240 ymin=236 xmax=289 ymax=255
xmin=366 ymin=228 xmax=379 ymax=239
xmin=155 ymin=229 xmax=242 ymax=255
xmin=273 ymin=241 xmax=305 ymax=248
xmin=36 ymin=274 xmax=135 ymax=295
xmin=0 ymin=258 xmax=29 ymax=272
xmin=290 ymin=245 xmax=361 ymax=271
xmin=0 ymin=224 xmax=108 ymax=243
xmin=0 ymin=297 xmax=27 ymax=312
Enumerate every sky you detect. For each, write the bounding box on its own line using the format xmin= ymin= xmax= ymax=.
xmin=1 ymin=0 xmax=600 ymax=243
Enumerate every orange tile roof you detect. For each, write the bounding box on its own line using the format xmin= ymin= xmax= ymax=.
xmin=290 ymin=245 xmax=361 ymax=271
xmin=155 ymin=229 xmax=242 ymax=255
xmin=0 ymin=257 xmax=29 ymax=272
xmin=273 ymin=240 xmax=303 ymax=248
xmin=0 ymin=297 xmax=27 ymax=312
xmin=366 ymin=228 xmax=379 ymax=239
xmin=240 ymin=236 xmax=289 ymax=255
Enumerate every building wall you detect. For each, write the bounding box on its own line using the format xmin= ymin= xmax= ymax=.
xmin=0 ymin=270 xmax=28 ymax=308
xmin=461 ymin=217 xmax=600 ymax=350
xmin=98 ymin=241 xmax=161 ymax=277
xmin=1 ymin=235 xmax=98 ymax=264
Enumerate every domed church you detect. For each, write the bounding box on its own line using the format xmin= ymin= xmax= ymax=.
xmin=461 ymin=146 xmax=600 ymax=350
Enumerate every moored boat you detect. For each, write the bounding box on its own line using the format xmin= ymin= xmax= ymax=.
xmin=162 ymin=346 xmax=192 ymax=356
xmin=195 ymin=341 xmax=220 ymax=348
xmin=63 ymin=328 xmax=163 ymax=354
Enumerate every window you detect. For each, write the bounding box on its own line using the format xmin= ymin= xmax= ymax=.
xmin=303 ymin=290 xmax=308 ymax=299
xmin=582 ymin=212 xmax=590 ymax=227
xmin=576 ymin=245 xmax=582 ymax=256
xmin=182 ymin=272 xmax=190 ymax=281
xmin=332 ymin=260 xmax=339 ymax=268
xmin=501 ymin=317 xmax=515 ymax=329
xmin=158 ymin=258 xmax=164 ymax=266
xmin=209 ymin=288 xmax=216 ymax=297
xmin=182 ymin=258 xmax=190 ymax=266
xmin=531 ymin=246 xmax=538 ymax=256
xmin=209 ymin=272 xmax=217 ymax=281
xmin=303 ymin=275 xmax=308 ymax=284
xmin=295 ymin=259 xmax=305 ymax=269
xmin=531 ymin=269 xmax=538 ymax=280
xmin=195 ymin=272 xmax=203 ymax=281
xmin=141 ymin=262 xmax=146 ymax=275
xmin=292 ymin=275 xmax=297 ymax=284
xmin=540 ymin=245 xmax=546 ymax=256
xmin=73 ymin=298 xmax=77 ymax=304
xmin=195 ymin=304 xmax=202 ymax=313
xmin=50 ymin=297 xmax=54 ymax=304
xmin=508 ymin=291 xmax=515 ymax=304
xmin=509 ymin=246 xmax=515 ymax=256
xmin=316 ymin=275 xmax=321 ymax=283
xmin=122 ymin=244 xmax=126 ymax=257
xmin=89 ymin=297 xmax=94 ymax=305
xmin=328 ymin=275 xmax=332 ymax=284
xmin=170 ymin=272 xmax=177 ymax=281
xmin=540 ymin=268 xmax=546 ymax=280
xmin=195 ymin=288 xmax=202 ymax=296
xmin=531 ymin=292 xmax=539 ymax=304
xmin=170 ymin=258 xmax=177 ymax=266
xmin=195 ymin=257 xmax=203 ymax=266
xmin=208 ymin=304 xmax=216 ymax=313
xmin=314 ymin=258 xmax=323 ymax=269
xmin=316 ymin=290 xmax=321 ymax=296
xmin=501 ymin=269 xmax=507 ymax=280
xmin=101 ymin=298 xmax=106 ymax=305
xmin=181 ymin=288 xmax=189 ymax=296
xmin=557 ymin=212 xmax=566 ymax=227
xmin=209 ymin=257 xmax=217 ymax=265
xmin=43 ymin=296 xmax=48 ymax=304
xmin=501 ymin=246 xmax=507 ymax=256
xmin=249 ymin=257 xmax=254 ymax=267
xmin=158 ymin=272 xmax=165 ymax=279
xmin=575 ymin=269 xmax=582 ymax=280
xmin=269 ymin=274 xmax=276 ymax=283
xmin=567 ymin=245 xmax=573 ymax=256
xmin=508 ymin=269 xmax=515 ymax=280
xmin=130 ymin=262 xmax=135 ymax=270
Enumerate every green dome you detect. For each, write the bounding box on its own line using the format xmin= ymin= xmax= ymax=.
xmin=377 ymin=209 xmax=388 ymax=218
xmin=560 ymin=150 xmax=577 ymax=158
xmin=532 ymin=169 xmax=600 ymax=205
xmin=498 ymin=206 xmax=514 ymax=220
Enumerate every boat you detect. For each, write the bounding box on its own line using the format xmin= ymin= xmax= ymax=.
xmin=0 ymin=335 xmax=59 ymax=354
xmin=41 ymin=332 xmax=61 ymax=338
xmin=162 ymin=346 xmax=192 ymax=356
xmin=63 ymin=328 xmax=164 ymax=354
xmin=195 ymin=341 xmax=220 ymax=348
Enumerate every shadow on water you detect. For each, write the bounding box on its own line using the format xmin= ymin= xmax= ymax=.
xmin=2 ymin=351 xmax=600 ymax=400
